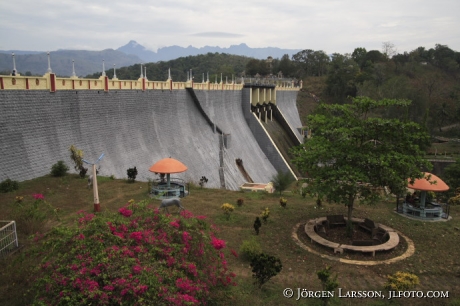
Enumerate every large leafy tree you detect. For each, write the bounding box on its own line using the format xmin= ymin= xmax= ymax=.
xmin=292 ymin=97 xmax=431 ymax=232
xmin=325 ymin=53 xmax=359 ymax=101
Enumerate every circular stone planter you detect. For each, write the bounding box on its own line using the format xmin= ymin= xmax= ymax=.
xmin=291 ymin=218 xmax=415 ymax=265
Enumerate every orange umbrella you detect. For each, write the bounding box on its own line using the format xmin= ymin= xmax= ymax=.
xmin=408 ymin=172 xmax=449 ymax=192
xmin=407 ymin=172 xmax=449 ymax=210
xmin=149 ymin=158 xmax=188 ymax=188
xmin=149 ymin=158 xmax=188 ymax=174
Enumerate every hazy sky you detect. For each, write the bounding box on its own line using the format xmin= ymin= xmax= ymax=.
xmin=1 ymin=0 xmax=459 ymax=55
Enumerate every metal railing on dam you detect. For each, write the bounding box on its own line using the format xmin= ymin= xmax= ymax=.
xmin=0 ymin=73 xmax=301 ymax=92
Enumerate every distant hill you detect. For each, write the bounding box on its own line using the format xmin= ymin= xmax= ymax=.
xmin=117 ymin=41 xmax=302 ymax=62
xmin=86 ymin=52 xmax=252 ymax=81
xmin=0 ymin=49 xmax=141 ymax=77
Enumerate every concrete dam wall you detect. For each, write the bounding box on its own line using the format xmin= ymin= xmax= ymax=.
xmin=0 ymin=88 xmax=300 ymax=190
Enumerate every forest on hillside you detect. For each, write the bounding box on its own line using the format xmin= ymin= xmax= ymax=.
xmin=87 ymin=43 xmax=460 ymax=138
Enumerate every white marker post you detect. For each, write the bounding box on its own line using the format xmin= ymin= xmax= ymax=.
xmin=83 ymin=153 xmax=104 ymax=212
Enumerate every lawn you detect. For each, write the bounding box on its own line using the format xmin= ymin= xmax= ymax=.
xmin=1 ymin=174 xmax=460 ymax=305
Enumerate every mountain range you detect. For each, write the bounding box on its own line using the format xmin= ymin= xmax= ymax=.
xmin=0 ymin=41 xmax=302 ymax=77
xmin=117 ymin=41 xmax=301 ymax=63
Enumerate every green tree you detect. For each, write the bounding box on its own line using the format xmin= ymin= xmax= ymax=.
xmin=69 ymin=145 xmax=87 ymax=178
xmin=50 ymin=161 xmax=69 ymax=177
xmin=292 ymin=49 xmax=330 ymax=77
xmin=278 ymin=54 xmax=295 ymax=77
xmin=292 ymin=97 xmax=431 ymax=235
xmin=325 ymin=53 xmax=359 ymax=102
xmin=271 ymin=171 xmax=294 ymax=195
xmin=444 ymin=158 xmax=460 ymax=193
xmin=352 ymin=47 xmax=367 ymax=69
xmin=250 ymin=253 xmax=282 ymax=288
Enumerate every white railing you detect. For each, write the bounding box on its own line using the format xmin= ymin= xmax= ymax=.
xmin=0 ymin=221 xmax=18 ymax=256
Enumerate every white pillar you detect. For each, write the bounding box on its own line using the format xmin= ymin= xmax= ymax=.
xmin=47 ymin=52 xmax=52 ymax=73
xmin=92 ymin=164 xmax=100 ymax=212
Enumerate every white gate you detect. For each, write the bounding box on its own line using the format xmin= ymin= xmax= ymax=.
xmin=0 ymin=221 xmax=18 ymax=256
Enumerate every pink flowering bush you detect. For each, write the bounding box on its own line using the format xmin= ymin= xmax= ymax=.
xmin=31 ymin=199 xmax=236 ymax=305
xmin=32 ymin=193 xmax=45 ymax=201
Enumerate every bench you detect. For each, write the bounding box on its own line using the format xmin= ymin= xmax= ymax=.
xmin=359 ymin=218 xmax=379 ymax=236
xmin=372 ymin=228 xmax=389 ymax=243
xmin=314 ymin=222 xmax=327 ymax=234
xmin=305 ymin=220 xmax=343 ymax=254
xmin=325 ymin=215 xmax=346 ymax=229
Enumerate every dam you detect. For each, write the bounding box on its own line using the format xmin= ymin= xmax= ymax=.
xmin=0 ymin=73 xmax=302 ymax=190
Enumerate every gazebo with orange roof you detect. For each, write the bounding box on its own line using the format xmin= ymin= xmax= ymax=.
xmin=403 ymin=172 xmax=449 ymax=220
xmin=149 ymin=157 xmax=188 ymax=199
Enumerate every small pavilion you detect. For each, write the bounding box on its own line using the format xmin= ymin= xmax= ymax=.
xmin=401 ymin=172 xmax=450 ymax=220
xmin=149 ymin=157 xmax=189 ymax=199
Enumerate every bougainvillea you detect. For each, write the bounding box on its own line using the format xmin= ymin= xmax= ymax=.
xmin=31 ymin=200 xmax=236 ymax=305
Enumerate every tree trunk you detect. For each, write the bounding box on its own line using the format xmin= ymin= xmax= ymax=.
xmin=346 ymin=196 xmax=354 ymax=238
xmin=348 ymin=196 xmax=355 ymax=222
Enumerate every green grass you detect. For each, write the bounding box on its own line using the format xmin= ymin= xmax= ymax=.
xmin=1 ymin=175 xmax=460 ymax=305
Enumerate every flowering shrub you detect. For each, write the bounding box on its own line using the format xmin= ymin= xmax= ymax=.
xmin=119 ymin=206 xmax=133 ymax=217
xmin=33 ymin=193 xmax=45 ymax=201
xmin=31 ymin=200 xmax=236 ymax=305
xmin=261 ymin=207 xmax=270 ymax=223
xmin=279 ymin=197 xmax=287 ymax=208
xmin=221 ymin=203 xmax=235 ymax=220
xmin=384 ymin=271 xmax=419 ymax=291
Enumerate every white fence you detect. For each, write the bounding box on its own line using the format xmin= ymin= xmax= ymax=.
xmin=0 ymin=221 xmax=18 ymax=256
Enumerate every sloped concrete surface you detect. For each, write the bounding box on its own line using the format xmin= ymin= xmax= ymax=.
xmin=276 ymin=90 xmax=304 ymax=142
xmin=0 ymin=89 xmax=299 ymax=190
xmin=0 ymin=90 xmax=221 ymax=187
xmin=193 ymin=90 xmax=278 ymax=189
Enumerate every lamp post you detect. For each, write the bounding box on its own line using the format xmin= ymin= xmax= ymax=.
xmin=71 ymin=60 xmax=76 ymax=78
xmin=12 ymin=53 xmax=17 ymax=75
xmin=47 ymin=52 xmax=52 ymax=73
xmin=83 ymin=153 xmax=104 ymax=212
xmin=102 ymin=60 xmax=106 ymax=76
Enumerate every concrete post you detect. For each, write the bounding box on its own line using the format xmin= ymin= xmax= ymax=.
xmin=92 ymin=164 xmax=100 ymax=212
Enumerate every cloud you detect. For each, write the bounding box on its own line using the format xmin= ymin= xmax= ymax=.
xmin=191 ymin=32 xmax=245 ymax=38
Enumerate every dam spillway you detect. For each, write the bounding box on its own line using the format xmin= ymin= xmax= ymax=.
xmin=0 ymin=76 xmax=302 ymax=190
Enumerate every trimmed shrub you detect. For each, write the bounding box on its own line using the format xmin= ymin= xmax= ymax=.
xmin=199 ymin=176 xmax=208 ymax=188
xmin=221 ymin=203 xmax=235 ymax=220
xmin=253 ymin=217 xmax=262 ymax=235
xmin=50 ymin=160 xmax=69 ymax=177
xmin=0 ymin=178 xmax=19 ymax=193
xmin=384 ymin=271 xmax=419 ymax=291
xmin=279 ymin=197 xmax=287 ymax=208
xmin=239 ymin=237 xmax=262 ymax=261
xmin=127 ymin=167 xmax=138 ymax=182
xmin=317 ymin=265 xmax=339 ymax=304
xmin=261 ymin=207 xmax=270 ymax=223
xmin=250 ymin=253 xmax=282 ymax=288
